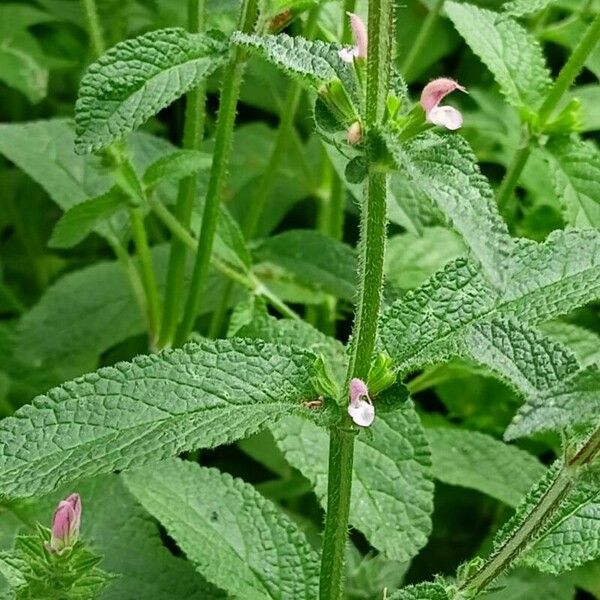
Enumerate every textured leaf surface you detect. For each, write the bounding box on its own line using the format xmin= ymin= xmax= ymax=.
xmin=0 ymin=475 xmax=224 ymax=599
xmin=389 ymin=582 xmax=449 ymax=600
xmin=75 ymin=29 xmax=228 ymax=153
xmin=427 ymin=427 xmax=544 ymax=507
xmin=272 ymin=406 xmax=434 ymax=561
xmin=125 ymin=459 xmax=319 ymax=599
xmin=544 ymin=136 xmax=600 ymax=229
xmin=446 ymin=2 xmax=551 ymax=109
xmin=502 ymin=0 xmax=555 ymax=18
xmin=542 ymin=321 xmax=600 ymax=367
xmin=381 ymin=229 xmax=600 ymax=375
xmin=48 ymin=187 xmax=128 ymax=248
xmin=0 ymin=339 xmax=319 ymax=498
xmin=394 ymin=133 xmax=513 ymax=288
xmin=506 ymin=365 xmax=600 ymax=439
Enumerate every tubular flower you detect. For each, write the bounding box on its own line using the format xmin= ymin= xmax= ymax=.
xmin=339 ymin=13 xmax=368 ymax=63
xmin=348 ymin=378 xmax=374 ymax=427
xmin=49 ymin=493 xmax=82 ymax=553
xmin=420 ymin=78 xmax=467 ymax=130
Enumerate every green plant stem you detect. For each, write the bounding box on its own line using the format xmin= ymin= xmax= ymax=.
xmin=81 ymin=0 xmax=105 ymax=57
xmin=129 ymin=207 xmax=161 ymax=343
xmin=175 ymin=0 xmax=258 ymax=346
xmin=319 ymin=1 xmax=393 ymax=598
xmin=496 ymin=13 xmax=600 ymax=208
xmin=401 ymin=0 xmax=444 ymax=80
xmin=460 ymin=425 xmax=600 ymax=596
xmin=158 ymin=0 xmax=207 ymax=348
xmin=341 ymin=0 xmax=356 ymax=43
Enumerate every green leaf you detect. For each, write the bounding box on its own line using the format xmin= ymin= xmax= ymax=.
xmin=253 ymin=230 xmax=356 ymax=302
xmin=445 ymin=2 xmax=551 ymax=110
xmin=380 ymin=229 xmax=600 ymax=375
xmin=541 ymin=321 xmax=600 ymax=367
xmin=506 ymin=365 xmax=600 ymax=439
xmin=391 ymin=133 xmax=513 ymax=289
xmin=0 ymin=338 xmax=320 ymax=499
xmin=427 ymin=427 xmax=544 ymax=507
xmin=48 ymin=187 xmax=129 ymax=249
xmin=272 ymin=405 xmax=434 ymax=562
xmin=502 ymin=0 xmax=555 ymax=18
xmin=543 ymin=136 xmax=600 ymax=228
xmin=231 ymin=32 xmax=354 ymax=95
xmin=75 ymin=29 xmax=228 ymax=154
xmin=125 ymin=459 xmax=319 ymax=599
xmin=143 ymin=150 xmax=212 ymax=188
xmin=388 ymin=582 xmax=450 ymax=600
xmin=385 ymin=227 xmax=465 ymax=291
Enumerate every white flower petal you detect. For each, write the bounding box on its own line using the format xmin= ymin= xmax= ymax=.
xmin=338 ymin=47 xmax=359 ymax=63
xmin=427 ymin=105 xmax=463 ymax=130
xmin=348 ymin=399 xmax=375 ymax=427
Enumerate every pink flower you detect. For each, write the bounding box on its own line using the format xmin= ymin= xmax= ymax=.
xmin=339 ymin=13 xmax=368 ymax=63
xmin=347 ymin=121 xmax=362 ymax=145
xmin=49 ymin=493 xmax=81 ymax=553
xmin=348 ymin=378 xmax=374 ymax=427
xmin=420 ymin=78 xmax=467 ymax=130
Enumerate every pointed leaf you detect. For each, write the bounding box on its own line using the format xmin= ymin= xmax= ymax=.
xmin=125 ymin=459 xmax=319 ymax=599
xmin=143 ymin=149 xmax=212 ymax=187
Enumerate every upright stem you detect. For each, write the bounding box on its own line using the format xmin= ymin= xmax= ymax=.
xmin=401 ymin=0 xmax=444 ymax=81
xmin=460 ymin=425 xmax=600 ymax=596
xmin=319 ymin=2 xmax=393 ymax=598
xmin=81 ymin=0 xmax=105 ymax=56
xmin=496 ymin=13 xmax=600 ymax=206
xmin=175 ymin=0 xmax=259 ymax=346
xmin=158 ymin=0 xmax=207 ymax=348
xmin=342 ymin=0 xmax=357 ymax=43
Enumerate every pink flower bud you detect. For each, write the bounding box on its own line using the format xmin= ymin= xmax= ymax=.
xmin=348 ymin=378 xmax=375 ymax=427
xmin=338 ymin=13 xmax=368 ymax=63
xmin=347 ymin=121 xmax=362 ymax=145
xmin=49 ymin=493 xmax=81 ymax=553
xmin=420 ymin=78 xmax=467 ymax=131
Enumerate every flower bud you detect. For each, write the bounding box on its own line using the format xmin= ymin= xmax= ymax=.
xmin=49 ymin=493 xmax=81 ymax=553
xmin=338 ymin=13 xmax=368 ymax=63
xmin=348 ymin=378 xmax=375 ymax=427
xmin=347 ymin=121 xmax=363 ymax=145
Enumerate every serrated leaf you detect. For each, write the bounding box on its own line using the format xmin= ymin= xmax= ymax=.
xmin=231 ymin=32 xmax=355 ymax=96
xmin=142 ymin=150 xmax=212 ymax=188
xmin=0 ymin=338 xmax=320 ymax=499
xmin=272 ymin=405 xmax=434 ymax=562
xmin=543 ymin=136 xmax=600 ymax=228
xmin=388 ymin=582 xmax=450 ymax=600
xmin=253 ymin=229 xmax=356 ymax=301
xmin=427 ymin=427 xmax=544 ymax=507
xmin=48 ymin=187 xmax=129 ymax=249
xmin=381 ymin=229 xmax=600 ymax=375
xmin=445 ymin=2 xmax=551 ymax=109
xmin=125 ymin=459 xmax=319 ymax=599
xmin=75 ymin=29 xmax=228 ymax=153
xmin=502 ymin=0 xmax=555 ymax=18
xmin=390 ymin=133 xmax=513 ymax=289
xmin=506 ymin=365 xmax=600 ymax=439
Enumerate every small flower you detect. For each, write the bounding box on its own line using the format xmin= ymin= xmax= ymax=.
xmin=347 ymin=121 xmax=363 ymax=145
xmin=348 ymin=378 xmax=374 ymax=427
xmin=49 ymin=493 xmax=81 ymax=553
xmin=339 ymin=13 xmax=368 ymax=63
xmin=420 ymin=78 xmax=467 ymax=131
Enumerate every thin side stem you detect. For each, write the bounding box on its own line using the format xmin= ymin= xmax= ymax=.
xmin=175 ymin=0 xmax=258 ymax=346
xmin=319 ymin=1 xmax=394 ymax=598
xmin=81 ymin=0 xmax=105 ymax=57
xmin=496 ymin=13 xmax=600 ymax=207
xmin=461 ymin=425 xmax=600 ymax=596
xmin=401 ymin=0 xmax=444 ymax=81
xmin=158 ymin=0 xmax=207 ymax=348
xmin=129 ymin=207 xmax=161 ymax=343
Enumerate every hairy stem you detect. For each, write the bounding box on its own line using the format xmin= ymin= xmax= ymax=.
xmin=401 ymin=0 xmax=444 ymax=80
xmin=158 ymin=0 xmax=207 ymax=348
xmin=461 ymin=425 xmax=600 ymax=596
xmin=175 ymin=0 xmax=258 ymax=346
xmin=319 ymin=2 xmax=393 ymax=598
xmin=496 ymin=13 xmax=600 ymax=207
